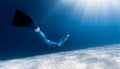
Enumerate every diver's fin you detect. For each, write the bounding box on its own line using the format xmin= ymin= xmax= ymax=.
xmin=12 ymin=9 xmax=35 ymax=28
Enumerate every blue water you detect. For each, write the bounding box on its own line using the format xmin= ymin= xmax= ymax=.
xmin=1 ymin=0 xmax=120 ymax=60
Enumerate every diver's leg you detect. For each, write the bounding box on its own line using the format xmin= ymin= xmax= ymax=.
xmin=34 ymin=27 xmax=58 ymax=47
xmin=38 ymin=31 xmax=59 ymax=50
xmin=39 ymin=31 xmax=58 ymax=46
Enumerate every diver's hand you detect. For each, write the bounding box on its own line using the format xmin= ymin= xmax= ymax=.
xmin=67 ymin=34 xmax=70 ymax=37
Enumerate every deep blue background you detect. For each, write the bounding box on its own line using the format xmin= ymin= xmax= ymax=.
xmin=0 ymin=0 xmax=120 ymax=60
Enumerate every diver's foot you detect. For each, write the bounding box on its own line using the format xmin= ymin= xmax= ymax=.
xmin=58 ymin=34 xmax=70 ymax=47
xmin=34 ymin=27 xmax=40 ymax=32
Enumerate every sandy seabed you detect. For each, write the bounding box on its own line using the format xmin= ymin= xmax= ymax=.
xmin=0 ymin=44 xmax=120 ymax=69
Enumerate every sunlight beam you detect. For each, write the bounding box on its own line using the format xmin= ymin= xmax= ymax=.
xmin=60 ymin=0 xmax=120 ymax=25
xmin=60 ymin=0 xmax=120 ymax=13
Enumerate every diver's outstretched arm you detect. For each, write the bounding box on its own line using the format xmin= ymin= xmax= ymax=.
xmin=58 ymin=34 xmax=70 ymax=47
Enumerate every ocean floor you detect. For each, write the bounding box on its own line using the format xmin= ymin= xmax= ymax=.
xmin=0 ymin=44 xmax=120 ymax=69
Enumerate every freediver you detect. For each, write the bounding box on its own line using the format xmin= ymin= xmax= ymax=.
xmin=12 ymin=9 xmax=70 ymax=50
xmin=34 ymin=26 xmax=70 ymax=50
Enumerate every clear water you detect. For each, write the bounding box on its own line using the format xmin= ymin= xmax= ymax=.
xmin=0 ymin=0 xmax=120 ymax=60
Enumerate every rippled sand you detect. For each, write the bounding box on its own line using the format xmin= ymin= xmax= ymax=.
xmin=0 ymin=44 xmax=120 ymax=69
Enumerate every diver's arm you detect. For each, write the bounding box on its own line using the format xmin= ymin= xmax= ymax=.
xmin=58 ymin=34 xmax=70 ymax=46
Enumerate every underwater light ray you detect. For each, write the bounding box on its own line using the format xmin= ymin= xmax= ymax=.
xmin=60 ymin=0 xmax=120 ymax=15
xmin=60 ymin=0 xmax=120 ymax=26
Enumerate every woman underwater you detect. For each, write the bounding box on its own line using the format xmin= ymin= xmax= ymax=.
xmin=12 ymin=9 xmax=70 ymax=50
xmin=34 ymin=26 xmax=70 ymax=50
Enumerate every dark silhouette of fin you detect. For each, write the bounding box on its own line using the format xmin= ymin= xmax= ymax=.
xmin=12 ymin=9 xmax=36 ymax=28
